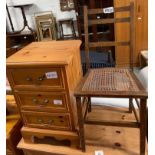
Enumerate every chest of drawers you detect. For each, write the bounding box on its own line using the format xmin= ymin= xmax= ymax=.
xmin=7 ymin=40 xmax=82 ymax=146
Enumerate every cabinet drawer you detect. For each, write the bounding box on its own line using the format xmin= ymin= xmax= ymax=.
xmin=7 ymin=67 xmax=65 ymax=90
xmin=15 ymin=91 xmax=69 ymax=112
xmin=22 ymin=111 xmax=72 ymax=131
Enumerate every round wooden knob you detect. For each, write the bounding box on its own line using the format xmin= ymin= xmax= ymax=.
xmin=32 ymin=98 xmax=37 ymax=103
xmin=38 ymin=119 xmax=43 ymax=124
xmin=26 ymin=77 xmax=32 ymax=81
xmin=38 ymin=77 xmax=44 ymax=81
xmin=44 ymin=99 xmax=49 ymax=104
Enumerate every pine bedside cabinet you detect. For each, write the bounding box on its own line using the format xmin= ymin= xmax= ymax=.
xmin=6 ymin=40 xmax=82 ymax=149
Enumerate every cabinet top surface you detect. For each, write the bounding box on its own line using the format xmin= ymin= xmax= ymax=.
xmin=7 ymin=40 xmax=81 ymax=66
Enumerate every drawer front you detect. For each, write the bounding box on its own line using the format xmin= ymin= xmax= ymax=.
xmin=22 ymin=111 xmax=72 ymax=131
xmin=8 ymin=67 xmax=65 ymax=90
xmin=15 ymin=92 xmax=69 ymax=112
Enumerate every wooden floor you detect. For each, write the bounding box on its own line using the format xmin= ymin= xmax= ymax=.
xmin=18 ymin=105 xmax=148 ymax=155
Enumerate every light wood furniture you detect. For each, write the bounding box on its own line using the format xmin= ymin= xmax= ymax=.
xmin=18 ymin=106 xmax=148 ymax=155
xmin=114 ymin=0 xmax=148 ymax=67
xmin=7 ymin=40 xmax=82 ymax=148
xmin=6 ymin=115 xmax=23 ymax=155
xmin=74 ymin=3 xmax=147 ymax=155
xmin=21 ymin=127 xmax=78 ymax=147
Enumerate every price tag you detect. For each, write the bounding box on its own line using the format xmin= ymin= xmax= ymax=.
xmin=103 ymin=7 xmax=114 ymax=14
xmin=95 ymin=150 xmax=104 ymax=155
xmin=45 ymin=72 xmax=58 ymax=79
xmin=53 ymin=100 xmax=63 ymax=105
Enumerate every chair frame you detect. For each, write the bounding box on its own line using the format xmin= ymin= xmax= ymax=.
xmin=84 ymin=5 xmax=134 ymax=71
xmin=74 ymin=2 xmax=147 ymax=155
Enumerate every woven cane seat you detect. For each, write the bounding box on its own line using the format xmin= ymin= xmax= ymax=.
xmin=75 ymin=68 xmax=147 ymax=98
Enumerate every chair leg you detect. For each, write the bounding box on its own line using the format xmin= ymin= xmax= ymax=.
xmin=59 ymin=23 xmax=64 ymax=40
xmin=108 ymin=50 xmax=114 ymax=64
xmin=88 ymin=97 xmax=91 ymax=112
xmin=76 ymin=97 xmax=86 ymax=152
xmin=71 ymin=20 xmax=76 ymax=38
xmin=129 ymin=98 xmax=133 ymax=113
xmin=140 ymin=98 xmax=147 ymax=155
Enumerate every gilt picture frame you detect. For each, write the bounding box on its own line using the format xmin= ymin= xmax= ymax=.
xmin=34 ymin=11 xmax=57 ymax=41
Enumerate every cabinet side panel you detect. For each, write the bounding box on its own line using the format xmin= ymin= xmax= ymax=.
xmin=65 ymin=48 xmax=82 ymax=129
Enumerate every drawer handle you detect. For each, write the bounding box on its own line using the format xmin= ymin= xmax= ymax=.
xmin=48 ymin=120 xmax=53 ymax=125
xmin=32 ymin=98 xmax=38 ymax=103
xmin=26 ymin=77 xmax=32 ymax=81
xmin=38 ymin=119 xmax=44 ymax=124
xmin=43 ymin=99 xmax=49 ymax=104
xmin=38 ymin=76 xmax=44 ymax=81
xmin=35 ymin=75 xmax=46 ymax=85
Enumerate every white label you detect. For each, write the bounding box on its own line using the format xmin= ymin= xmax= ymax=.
xmin=45 ymin=72 xmax=58 ymax=79
xmin=95 ymin=150 xmax=104 ymax=155
xmin=103 ymin=7 xmax=114 ymax=14
xmin=53 ymin=100 xmax=63 ymax=105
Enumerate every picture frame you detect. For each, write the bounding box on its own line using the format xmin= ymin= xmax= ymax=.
xmin=34 ymin=11 xmax=57 ymax=41
xmin=60 ymin=0 xmax=75 ymax=11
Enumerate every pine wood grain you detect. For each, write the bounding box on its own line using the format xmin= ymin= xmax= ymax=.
xmin=114 ymin=0 xmax=148 ymax=67
xmin=6 ymin=40 xmax=81 ymax=66
xmin=114 ymin=0 xmax=131 ymax=67
xmin=7 ymin=40 xmax=82 ymax=146
xmin=18 ymin=106 xmax=148 ymax=155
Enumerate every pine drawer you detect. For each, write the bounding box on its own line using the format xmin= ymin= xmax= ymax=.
xmin=15 ymin=91 xmax=69 ymax=112
xmin=7 ymin=67 xmax=65 ymax=91
xmin=22 ymin=111 xmax=72 ymax=131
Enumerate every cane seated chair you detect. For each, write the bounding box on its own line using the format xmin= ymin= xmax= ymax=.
xmin=74 ymin=2 xmax=147 ymax=155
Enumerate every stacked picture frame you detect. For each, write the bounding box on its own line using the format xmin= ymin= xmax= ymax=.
xmin=35 ymin=11 xmax=57 ymax=41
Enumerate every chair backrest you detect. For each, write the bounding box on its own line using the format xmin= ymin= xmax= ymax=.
xmin=83 ymin=2 xmax=135 ymax=71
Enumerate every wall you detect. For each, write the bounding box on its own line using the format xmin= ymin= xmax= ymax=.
xmin=6 ymin=0 xmax=77 ymax=35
